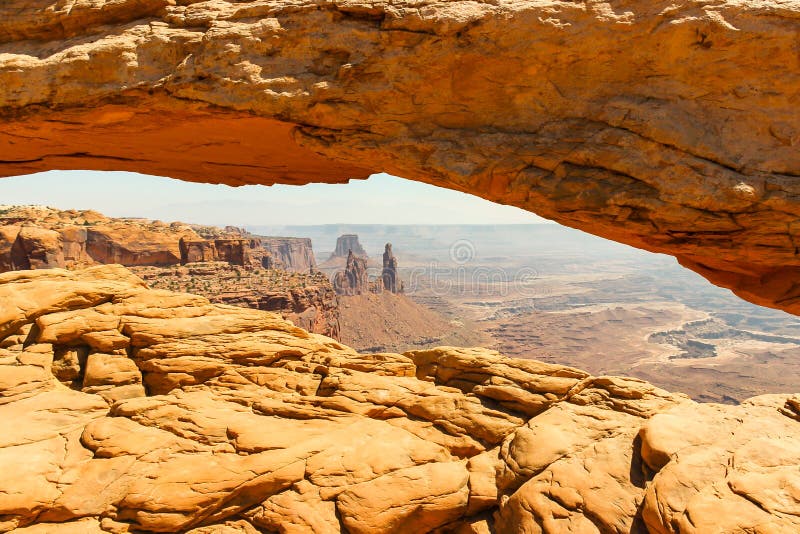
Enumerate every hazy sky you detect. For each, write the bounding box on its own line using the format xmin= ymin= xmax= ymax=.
xmin=0 ymin=171 xmax=550 ymax=226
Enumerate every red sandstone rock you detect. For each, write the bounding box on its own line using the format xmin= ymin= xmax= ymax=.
xmin=332 ymin=250 xmax=370 ymax=296
xmin=132 ymin=262 xmax=341 ymax=339
xmin=1 ymin=266 xmax=799 ymax=533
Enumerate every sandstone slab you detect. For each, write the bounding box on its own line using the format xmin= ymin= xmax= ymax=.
xmin=0 ymin=265 xmax=799 ymax=532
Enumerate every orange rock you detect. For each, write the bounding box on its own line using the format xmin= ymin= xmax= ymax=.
xmin=1 ymin=265 xmax=799 ymax=532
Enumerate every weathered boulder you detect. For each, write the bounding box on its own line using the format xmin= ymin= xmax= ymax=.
xmin=1 ymin=1 xmax=799 ymax=314
xmin=1 ymin=265 xmax=800 ymax=532
xmin=0 ymin=225 xmax=66 ymax=271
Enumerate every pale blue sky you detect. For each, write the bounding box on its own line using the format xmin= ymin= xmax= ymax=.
xmin=0 ymin=171 xmax=549 ymax=226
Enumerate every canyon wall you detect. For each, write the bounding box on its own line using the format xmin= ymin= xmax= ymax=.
xmin=133 ymin=262 xmax=341 ymax=339
xmin=0 ymin=1 xmax=798 ymax=314
xmin=259 ymin=237 xmax=317 ymax=272
xmin=0 ymin=209 xmax=197 ymax=271
xmin=179 ymin=237 xmax=262 ymax=267
xmin=181 ymin=235 xmax=317 ymax=272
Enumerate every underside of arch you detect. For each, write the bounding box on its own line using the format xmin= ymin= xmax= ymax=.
xmin=1 ymin=0 xmax=799 ymax=314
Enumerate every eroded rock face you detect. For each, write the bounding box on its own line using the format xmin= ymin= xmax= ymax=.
xmin=381 ymin=243 xmax=400 ymax=294
xmin=0 ymin=1 xmax=799 ymax=315
xmin=332 ymin=249 xmax=369 ymax=296
xmin=0 ymin=207 xmax=200 ymax=270
xmin=259 ymin=237 xmax=317 ymax=272
xmin=132 ymin=262 xmax=341 ymax=339
xmin=0 ymin=207 xmax=320 ymax=275
xmin=1 ymin=265 xmax=800 ymax=533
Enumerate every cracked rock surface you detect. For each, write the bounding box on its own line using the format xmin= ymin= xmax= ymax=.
xmin=1 ymin=1 xmax=800 ymax=315
xmin=1 ymin=265 xmax=800 ymax=532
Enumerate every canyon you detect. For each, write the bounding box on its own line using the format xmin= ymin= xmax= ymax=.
xmin=0 ymin=207 xmax=490 ymax=350
xmin=1 ymin=1 xmax=799 ymax=532
xmin=294 ymin=223 xmax=800 ymax=404
xmin=2 ymin=265 xmax=800 ymax=533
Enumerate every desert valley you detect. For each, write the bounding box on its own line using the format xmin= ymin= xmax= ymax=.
xmin=2 ymin=0 xmax=800 ymax=532
xmin=8 ymin=205 xmax=800 ymax=405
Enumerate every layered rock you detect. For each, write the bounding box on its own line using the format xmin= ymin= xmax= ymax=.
xmin=1 ymin=265 xmax=800 ymax=533
xmin=332 ymin=249 xmax=369 ymax=296
xmin=0 ymin=207 xmax=199 ymax=271
xmin=179 ymin=237 xmax=263 ymax=267
xmin=1 ymin=1 xmax=799 ymax=315
xmin=180 ymin=235 xmax=316 ymax=272
xmin=0 ymin=207 xmax=337 ymax=337
xmin=132 ymin=262 xmax=341 ymax=339
xmin=258 ymin=237 xmax=317 ymax=272
xmin=331 ymin=235 xmax=367 ymax=259
xmin=0 ymin=207 xmax=318 ymax=274
xmin=381 ymin=243 xmax=400 ymax=294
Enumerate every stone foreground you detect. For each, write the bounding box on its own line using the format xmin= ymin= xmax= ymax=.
xmin=2 ymin=1 xmax=800 ymax=315
xmin=1 ymin=266 xmax=800 ymax=533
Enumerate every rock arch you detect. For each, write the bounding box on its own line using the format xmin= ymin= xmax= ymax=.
xmin=1 ymin=0 xmax=798 ymax=313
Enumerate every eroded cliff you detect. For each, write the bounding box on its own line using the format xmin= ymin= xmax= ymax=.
xmin=1 ymin=1 xmax=799 ymax=314
xmin=0 ymin=207 xmax=200 ymax=269
xmin=0 ymin=207 xmax=339 ymax=337
xmin=133 ymin=262 xmax=341 ymax=338
xmin=1 ymin=265 xmax=799 ymax=533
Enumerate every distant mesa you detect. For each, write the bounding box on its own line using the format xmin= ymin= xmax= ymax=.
xmin=331 ymin=234 xmax=367 ymax=259
xmin=259 ymin=236 xmax=317 ymax=272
